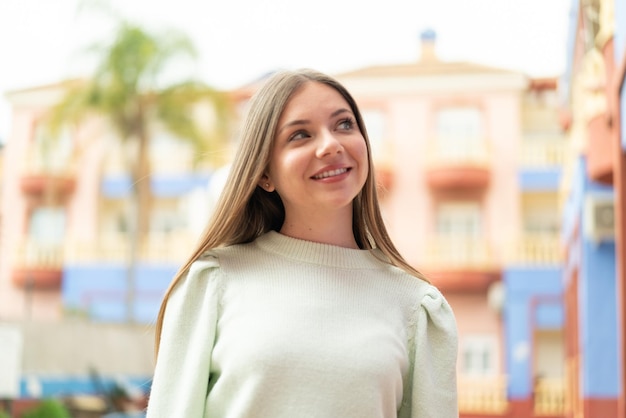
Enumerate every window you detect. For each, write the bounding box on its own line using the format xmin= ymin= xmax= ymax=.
xmin=435 ymin=107 xmax=484 ymax=161
xmin=435 ymin=202 xmax=484 ymax=265
xmin=28 ymin=207 xmax=65 ymax=245
xmin=436 ymin=202 xmax=482 ymax=237
xmin=360 ymin=109 xmax=386 ymax=160
xmin=150 ymin=197 xmax=188 ymax=236
xmin=461 ymin=335 xmax=497 ymax=377
xmin=32 ymin=124 xmax=73 ymax=172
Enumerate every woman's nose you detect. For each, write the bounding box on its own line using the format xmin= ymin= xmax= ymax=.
xmin=315 ymin=130 xmax=343 ymax=158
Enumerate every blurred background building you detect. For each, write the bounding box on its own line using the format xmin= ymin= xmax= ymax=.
xmin=0 ymin=1 xmax=624 ymax=417
xmin=333 ymin=31 xmax=566 ymax=418
xmin=559 ymin=0 xmax=626 ymax=417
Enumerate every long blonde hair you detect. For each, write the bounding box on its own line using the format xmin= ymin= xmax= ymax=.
xmin=154 ymin=68 xmax=427 ymax=352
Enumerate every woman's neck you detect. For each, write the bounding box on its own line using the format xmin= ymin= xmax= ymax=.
xmin=279 ymin=208 xmax=358 ymax=249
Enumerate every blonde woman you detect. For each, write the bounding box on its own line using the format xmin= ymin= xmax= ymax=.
xmin=146 ymin=69 xmax=458 ymax=418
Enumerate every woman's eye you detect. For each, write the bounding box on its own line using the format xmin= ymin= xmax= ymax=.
xmin=338 ymin=118 xmax=355 ymax=130
xmin=289 ymin=131 xmax=308 ymax=141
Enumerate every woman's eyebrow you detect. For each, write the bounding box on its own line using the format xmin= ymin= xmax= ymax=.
xmin=277 ymin=108 xmax=352 ymax=135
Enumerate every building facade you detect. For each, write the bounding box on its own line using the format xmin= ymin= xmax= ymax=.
xmin=0 ymin=81 xmax=224 ymax=404
xmin=560 ymin=0 xmax=626 ymax=417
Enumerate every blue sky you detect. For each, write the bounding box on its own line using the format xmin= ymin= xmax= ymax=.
xmin=0 ymin=0 xmax=572 ymax=141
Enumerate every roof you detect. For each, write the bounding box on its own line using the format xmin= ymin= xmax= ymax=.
xmin=335 ymin=59 xmax=521 ymax=79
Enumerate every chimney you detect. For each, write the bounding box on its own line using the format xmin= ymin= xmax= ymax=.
xmin=419 ymin=29 xmax=438 ymax=62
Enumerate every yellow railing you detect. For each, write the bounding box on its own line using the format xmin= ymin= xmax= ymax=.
xmin=102 ymin=144 xmax=212 ymax=176
xmin=521 ymin=139 xmax=566 ymax=168
xmin=508 ymin=234 xmax=562 ymax=265
xmin=22 ymin=149 xmax=75 ymax=176
xmin=534 ymin=377 xmax=566 ymax=416
xmin=458 ymin=376 xmax=508 ymax=414
xmin=15 ymin=241 xmax=64 ymax=268
xmin=425 ymin=236 xmax=495 ymax=269
xmin=141 ymin=232 xmax=199 ymax=262
xmin=66 ymin=232 xmax=197 ymax=264
xmin=426 ymin=137 xmax=491 ymax=167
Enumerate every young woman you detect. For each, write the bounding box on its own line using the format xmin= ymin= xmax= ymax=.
xmin=146 ymin=69 xmax=458 ymax=418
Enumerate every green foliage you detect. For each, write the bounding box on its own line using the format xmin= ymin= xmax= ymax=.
xmin=20 ymin=399 xmax=70 ymax=418
xmin=44 ymin=15 xmax=233 ymax=244
xmin=0 ymin=409 xmax=9 ymax=418
xmin=46 ymin=19 xmax=230 ymax=158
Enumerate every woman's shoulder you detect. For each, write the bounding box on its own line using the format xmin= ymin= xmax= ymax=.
xmin=373 ymin=256 xmax=453 ymax=316
xmin=172 ymin=251 xmax=225 ymax=297
xmin=372 ymin=252 xmax=433 ymax=293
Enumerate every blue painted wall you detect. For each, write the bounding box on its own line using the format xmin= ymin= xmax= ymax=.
xmin=580 ymin=239 xmax=618 ymax=397
xmin=561 ymin=156 xmax=619 ymax=398
xmin=62 ymin=263 xmax=177 ymax=323
xmin=102 ymin=173 xmax=211 ymax=198
xmin=504 ymin=267 xmax=563 ymax=398
xmin=518 ymin=168 xmax=561 ymax=191
xmin=19 ymin=376 xmax=151 ymax=399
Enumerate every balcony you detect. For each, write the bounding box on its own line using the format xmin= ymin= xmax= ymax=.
xmin=457 ymin=376 xmax=566 ymax=417
xmin=458 ymin=376 xmax=508 ymax=415
xmin=20 ymin=152 xmax=76 ymax=198
xmin=101 ymin=146 xmax=212 ymax=198
xmin=518 ymin=138 xmax=565 ymax=192
xmin=20 ymin=146 xmax=76 ymax=201
xmin=425 ymin=138 xmax=491 ymax=191
xmin=12 ymin=241 xmax=64 ymax=289
xmin=533 ymin=378 xmax=566 ymax=416
xmin=62 ymin=233 xmax=195 ymax=322
xmin=506 ymin=234 xmax=562 ymax=266
xmin=65 ymin=232 xmax=197 ymax=264
xmin=520 ymin=137 xmax=566 ymax=168
xmin=422 ymin=236 xmax=500 ymax=292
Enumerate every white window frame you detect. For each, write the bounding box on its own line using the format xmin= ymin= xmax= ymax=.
xmin=460 ymin=334 xmax=498 ymax=377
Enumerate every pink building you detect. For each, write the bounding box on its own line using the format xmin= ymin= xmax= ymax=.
xmin=0 ymin=80 xmax=217 ymax=407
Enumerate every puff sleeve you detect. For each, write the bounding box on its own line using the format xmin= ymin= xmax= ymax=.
xmin=399 ymin=286 xmax=459 ymax=418
xmin=146 ymin=256 xmax=222 ymax=418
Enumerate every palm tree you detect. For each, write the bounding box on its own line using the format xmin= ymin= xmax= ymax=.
xmin=46 ymin=20 xmax=230 ymax=321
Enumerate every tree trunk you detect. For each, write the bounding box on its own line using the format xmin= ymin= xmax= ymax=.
xmin=125 ymin=113 xmax=151 ymax=323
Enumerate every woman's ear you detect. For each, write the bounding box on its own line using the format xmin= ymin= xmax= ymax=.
xmin=257 ymin=174 xmax=275 ymax=192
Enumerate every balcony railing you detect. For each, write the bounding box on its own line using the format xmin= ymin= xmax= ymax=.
xmin=424 ymin=234 xmax=562 ymax=269
xmin=458 ymin=376 xmax=508 ymax=415
xmin=507 ymin=234 xmax=562 ymax=265
xmin=12 ymin=241 xmax=64 ymax=288
xmin=15 ymin=241 xmax=64 ymax=268
xmin=458 ymin=376 xmax=566 ymax=416
xmin=103 ymin=145 xmax=212 ymax=176
xmin=520 ymin=138 xmax=566 ymax=168
xmin=425 ymin=138 xmax=491 ymax=190
xmin=22 ymin=148 xmax=75 ymax=175
xmin=424 ymin=236 xmax=495 ymax=269
xmin=20 ymin=151 xmax=76 ymax=197
xmin=533 ymin=377 xmax=566 ymax=416
xmin=66 ymin=232 xmax=198 ymax=264
xmin=427 ymin=137 xmax=491 ymax=166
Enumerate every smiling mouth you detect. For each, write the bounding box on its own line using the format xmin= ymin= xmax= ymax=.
xmin=312 ymin=167 xmax=350 ymax=180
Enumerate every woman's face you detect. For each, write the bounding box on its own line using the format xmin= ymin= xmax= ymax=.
xmin=266 ymin=81 xmax=369 ymax=219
